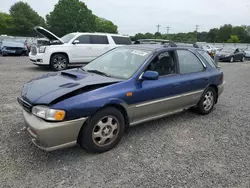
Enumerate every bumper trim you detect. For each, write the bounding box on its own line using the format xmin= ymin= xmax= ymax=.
xmin=218 ymin=82 xmax=225 ymax=97
xmin=23 ymin=110 xmax=88 ymax=151
xmin=31 ymin=139 xmax=77 ymax=152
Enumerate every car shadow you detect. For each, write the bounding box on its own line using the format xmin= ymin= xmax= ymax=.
xmin=32 ymin=110 xmax=202 ymax=160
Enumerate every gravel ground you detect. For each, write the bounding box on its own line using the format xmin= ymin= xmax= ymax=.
xmin=0 ymin=57 xmax=250 ymax=188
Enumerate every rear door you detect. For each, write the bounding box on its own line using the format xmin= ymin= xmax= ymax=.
xmin=89 ymin=35 xmax=110 ymax=58
xmin=70 ymin=34 xmax=92 ymax=63
xmin=175 ymin=49 xmax=210 ymax=106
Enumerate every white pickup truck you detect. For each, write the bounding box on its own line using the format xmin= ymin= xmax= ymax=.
xmin=29 ymin=26 xmax=132 ymax=71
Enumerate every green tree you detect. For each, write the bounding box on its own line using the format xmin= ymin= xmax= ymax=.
xmin=46 ymin=0 xmax=96 ymax=36
xmin=218 ymin=24 xmax=233 ymax=42
xmin=154 ymin=32 xmax=162 ymax=39
xmin=227 ymin=35 xmax=240 ymax=43
xmin=9 ymin=1 xmax=45 ymax=36
xmin=95 ymin=17 xmax=118 ymax=33
xmin=207 ymin=28 xmax=219 ymax=42
xmin=0 ymin=12 xmax=14 ymax=35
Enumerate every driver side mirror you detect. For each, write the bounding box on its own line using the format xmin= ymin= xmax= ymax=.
xmin=73 ymin=40 xmax=80 ymax=45
xmin=140 ymin=71 xmax=159 ymax=81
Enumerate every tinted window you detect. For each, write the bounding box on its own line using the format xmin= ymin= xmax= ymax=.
xmin=76 ymin=35 xmax=91 ymax=44
xmin=112 ymin=36 xmax=132 ymax=45
xmin=177 ymin=50 xmax=204 ymax=74
xmin=91 ymin=35 xmax=109 ymax=44
xmin=197 ymin=50 xmax=216 ymax=68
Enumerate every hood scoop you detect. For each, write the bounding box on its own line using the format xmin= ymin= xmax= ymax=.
xmin=59 ymin=83 xmax=80 ymax=88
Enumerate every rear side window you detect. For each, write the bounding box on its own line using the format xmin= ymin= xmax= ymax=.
xmin=76 ymin=35 xmax=91 ymax=44
xmin=177 ymin=50 xmax=204 ymax=74
xmin=111 ymin=36 xmax=132 ymax=45
xmin=91 ymin=35 xmax=109 ymax=44
xmin=197 ymin=50 xmax=216 ymax=68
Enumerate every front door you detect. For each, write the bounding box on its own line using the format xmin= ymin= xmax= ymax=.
xmin=70 ymin=35 xmax=93 ymax=63
xmin=131 ymin=50 xmax=184 ymax=124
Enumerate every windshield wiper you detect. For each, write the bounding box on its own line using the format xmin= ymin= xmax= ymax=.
xmin=85 ymin=69 xmax=111 ymax=77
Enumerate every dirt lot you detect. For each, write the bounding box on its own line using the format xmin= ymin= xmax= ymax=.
xmin=0 ymin=57 xmax=250 ymax=188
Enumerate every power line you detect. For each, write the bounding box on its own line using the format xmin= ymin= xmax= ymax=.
xmin=166 ymin=26 xmax=171 ymax=34
xmin=156 ymin=24 xmax=161 ymax=32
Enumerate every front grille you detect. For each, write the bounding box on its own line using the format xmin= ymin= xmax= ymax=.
xmin=17 ymin=97 xmax=33 ymax=113
xmin=31 ymin=46 xmax=37 ymax=55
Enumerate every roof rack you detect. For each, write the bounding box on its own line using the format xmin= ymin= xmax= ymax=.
xmin=134 ymin=39 xmax=200 ymax=48
xmin=163 ymin=41 xmax=199 ymax=48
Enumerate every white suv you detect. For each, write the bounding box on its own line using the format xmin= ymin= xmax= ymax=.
xmin=29 ymin=26 xmax=132 ymax=71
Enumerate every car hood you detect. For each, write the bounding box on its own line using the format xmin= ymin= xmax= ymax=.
xmin=21 ymin=69 xmax=122 ymax=105
xmin=34 ymin=26 xmax=64 ymax=44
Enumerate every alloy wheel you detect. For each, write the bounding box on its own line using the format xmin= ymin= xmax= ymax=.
xmin=53 ymin=56 xmax=67 ymax=70
xmin=92 ymin=116 xmax=119 ymax=146
xmin=203 ymin=91 xmax=214 ymax=111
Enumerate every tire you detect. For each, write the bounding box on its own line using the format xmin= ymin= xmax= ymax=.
xmin=50 ymin=53 xmax=68 ymax=71
xmin=230 ymin=56 xmax=234 ymax=63
xmin=241 ymin=56 xmax=245 ymax=62
xmin=79 ymin=107 xmax=125 ymax=153
xmin=195 ymin=87 xmax=216 ymax=115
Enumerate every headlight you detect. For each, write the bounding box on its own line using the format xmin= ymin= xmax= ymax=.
xmin=39 ymin=46 xmax=46 ymax=53
xmin=32 ymin=106 xmax=66 ymax=121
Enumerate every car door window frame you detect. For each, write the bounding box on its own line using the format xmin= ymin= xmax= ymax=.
xmin=138 ymin=49 xmax=179 ymax=80
xmin=176 ymin=49 xmax=207 ymax=75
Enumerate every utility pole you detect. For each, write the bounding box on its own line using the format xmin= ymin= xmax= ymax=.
xmin=166 ymin=26 xmax=171 ymax=34
xmin=195 ymin=25 xmax=200 ymax=42
xmin=156 ymin=24 xmax=161 ymax=32
xmin=195 ymin=25 xmax=200 ymax=32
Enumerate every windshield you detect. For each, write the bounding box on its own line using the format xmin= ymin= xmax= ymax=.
xmin=61 ymin=33 xmax=77 ymax=43
xmin=83 ymin=47 xmax=153 ymax=79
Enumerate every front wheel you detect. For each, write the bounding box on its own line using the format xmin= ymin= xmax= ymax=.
xmin=195 ymin=87 xmax=216 ymax=115
xmin=241 ymin=56 xmax=245 ymax=62
xmin=50 ymin=54 xmax=68 ymax=71
xmin=79 ymin=107 xmax=125 ymax=153
xmin=230 ymin=56 xmax=234 ymax=63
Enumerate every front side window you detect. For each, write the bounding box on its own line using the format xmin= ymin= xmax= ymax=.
xmin=197 ymin=50 xmax=216 ymax=68
xmin=75 ymin=35 xmax=91 ymax=44
xmin=83 ymin=47 xmax=152 ymax=79
xmin=177 ymin=50 xmax=204 ymax=74
xmin=61 ymin=33 xmax=77 ymax=43
xmin=91 ymin=35 xmax=109 ymax=44
xmin=145 ymin=51 xmax=177 ymax=76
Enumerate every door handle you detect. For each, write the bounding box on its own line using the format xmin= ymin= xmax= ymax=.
xmin=172 ymin=83 xmax=180 ymax=88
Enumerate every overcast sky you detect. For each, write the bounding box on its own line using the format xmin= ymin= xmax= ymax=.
xmin=1 ymin=0 xmax=250 ymax=35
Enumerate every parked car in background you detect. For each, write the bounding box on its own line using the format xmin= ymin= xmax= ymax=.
xmin=243 ymin=49 xmax=250 ymax=59
xmin=29 ymin=26 xmax=132 ymax=71
xmin=1 ymin=39 xmax=29 ymax=56
xmin=18 ymin=43 xmax=224 ymax=153
xmin=216 ymin=48 xmax=246 ymax=62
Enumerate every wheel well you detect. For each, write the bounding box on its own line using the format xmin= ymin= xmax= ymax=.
xmin=50 ymin=52 xmax=69 ymax=63
xmin=104 ymin=104 xmax=130 ymax=130
xmin=77 ymin=104 xmax=130 ymax=145
xmin=209 ymin=85 xmax=218 ymax=103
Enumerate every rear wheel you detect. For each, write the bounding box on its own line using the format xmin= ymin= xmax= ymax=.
xmin=195 ymin=87 xmax=216 ymax=115
xmin=79 ymin=107 xmax=125 ymax=153
xmin=50 ymin=54 xmax=68 ymax=71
